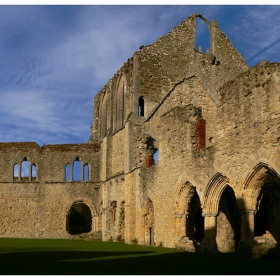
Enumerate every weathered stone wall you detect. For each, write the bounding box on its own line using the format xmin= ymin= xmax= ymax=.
xmin=0 ymin=143 xmax=101 ymax=238
xmin=0 ymin=181 xmax=101 ymax=238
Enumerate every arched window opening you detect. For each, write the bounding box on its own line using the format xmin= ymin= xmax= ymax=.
xmin=195 ymin=118 xmax=206 ymax=150
xmin=31 ymin=164 xmax=37 ymax=181
xmin=73 ymin=158 xmax=81 ymax=181
xmin=115 ymin=75 xmax=126 ymax=132
xmin=21 ymin=158 xmax=29 ymax=181
xmin=154 ymin=150 xmax=159 ymax=164
xmin=67 ymin=203 xmax=92 ymax=235
xmin=138 ymin=96 xmax=145 ymax=117
xmin=65 ymin=163 xmax=70 ymax=181
xmin=195 ymin=16 xmax=211 ymax=54
xmin=13 ymin=164 xmax=19 ymax=181
xmin=100 ymin=94 xmax=107 ymax=139
xmin=84 ymin=164 xmax=89 ymax=181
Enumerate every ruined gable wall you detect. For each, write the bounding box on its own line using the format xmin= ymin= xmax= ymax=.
xmin=133 ymin=77 xmax=218 ymax=247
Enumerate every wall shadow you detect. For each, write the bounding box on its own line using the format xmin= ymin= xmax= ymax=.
xmin=1 ymin=248 xmax=280 ymax=275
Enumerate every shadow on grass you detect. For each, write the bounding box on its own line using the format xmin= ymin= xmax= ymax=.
xmin=1 ymin=249 xmax=280 ymax=275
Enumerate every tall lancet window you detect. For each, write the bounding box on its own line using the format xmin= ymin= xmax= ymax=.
xmin=138 ymin=96 xmax=144 ymax=117
xmin=100 ymin=93 xmax=107 ymax=139
xmin=115 ymin=75 xmax=126 ymax=132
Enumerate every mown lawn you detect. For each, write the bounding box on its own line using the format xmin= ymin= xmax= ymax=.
xmin=0 ymin=238 xmax=279 ymax=275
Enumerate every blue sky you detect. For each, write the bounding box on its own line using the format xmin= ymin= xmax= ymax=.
xmin=0 ymin=5 xmax=280 ymax=146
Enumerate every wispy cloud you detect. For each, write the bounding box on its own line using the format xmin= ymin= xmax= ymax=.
xmin=0 ymin=6 xmax=280 ymax=146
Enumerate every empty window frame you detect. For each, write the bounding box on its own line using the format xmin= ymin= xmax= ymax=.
xmin=138 ymin=96 xmax=145 ymax=117
xmin=73 ymin=158 xmax=82 ymax=181
xmin=21 ymin=158 xmax=29 ymax=181
xmin=13 ymin=164 xmax=19 ymax=181
xmin=31 ymin=164 xmax=37 ymax=180
xmin=65 ymin=163 xmax=71 ymax=181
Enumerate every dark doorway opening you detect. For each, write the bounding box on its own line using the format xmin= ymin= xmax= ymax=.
xmin=138 ymin=96 xmax=144 ymax=117
xmin=189 ymin=191 xmax=204 ymax=243
xmin=67 ymin=203 xmax=92 ymax=235
xmin=217 ymin=185 xmax=241 ymax=252
xmin=254 ymin=174 xmax=280 ymax=241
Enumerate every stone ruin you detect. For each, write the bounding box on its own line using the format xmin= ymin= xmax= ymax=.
xmin=1 ymin=14 xmax=280 ymax=258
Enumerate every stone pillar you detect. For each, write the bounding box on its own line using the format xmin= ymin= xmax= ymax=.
xmin=200 ymin=213 xmax=219 ymax=254
xmin=28 ymin=163 xmax=32 ymax=181
xmin=172 ymin=214 xmax=196 ymax=252
xmin=240 ymin=210 xmax=256 ymax=240
xmin=70 ymin=163 xmax=73 ymax=181
xmin=238 ymin=210 xmax=257 ymax=257
xmin=81 ymin=162 xmax=84 ymax=181
xmin=204 ymin=214 xmax=217 ymax=239
xmin=172 ymin=215 xmax=187 ymax=238
xmin=18 ymin=164 xmax=21 ymax=181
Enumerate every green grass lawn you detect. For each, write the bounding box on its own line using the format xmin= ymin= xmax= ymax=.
xmin=0 ymin=238 xmax=279 ymax=275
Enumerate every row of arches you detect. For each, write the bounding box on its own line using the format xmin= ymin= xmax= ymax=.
xmin=172 ymin=162 xmax=280 ymax=253
xmin=65 ymin=157 xmax=90 ymax=181
xmin=13 ymin=157 xmax=37 ymax=181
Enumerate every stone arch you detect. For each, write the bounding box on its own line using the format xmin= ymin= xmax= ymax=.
xmin=21 ymin=157 xmax=29 ymax=180
xmin=114 ymin=74 xmax=127 ymax=132
xmin=202 ymin=172 xmax=230 ymax=215
xmin=73 ymin=157 xmax=81 ymax=181
xmin=173 ymin=181 xmax=204 ymax=246
xmin=141 ymin=197 xmax=154 ymax=246
xmin=240 ymin=161 xmax=280 ymax=244
xmin=66 ymin=199 xmax=97 ymax=234
xmin=31 ymin=164 xmax=37 ymax=181
xmin=100 ymin=92 xmax=108 ymax=139
xmin=241 ymin=161 xmax=278 ymax=211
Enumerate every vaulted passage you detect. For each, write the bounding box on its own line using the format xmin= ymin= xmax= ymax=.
xmin=254 ymin=174 xmax=280 ymax=242
xmin=67 ymin=203 xmax=92 ymax=235
xmin=216 ymin=185 xmax=241 ymax=252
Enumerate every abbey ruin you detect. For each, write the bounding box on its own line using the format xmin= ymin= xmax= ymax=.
xmin=1 ymin=14 xmax=280 ymax=258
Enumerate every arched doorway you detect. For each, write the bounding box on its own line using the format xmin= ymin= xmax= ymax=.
xmin=188 ymin=191 xmax=204 ymax=243
xmin=67 ymin=202 xmax=92 ymax=235
xmin=173 ymin=181 xmax=204 ymax=251
xmin=216 ymin=185 xmax=241 ymax=252
xmin=240 ymin=163 xmax=280 ymax=257
xmin=254 ymin=173 xmax=280 ymax=242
